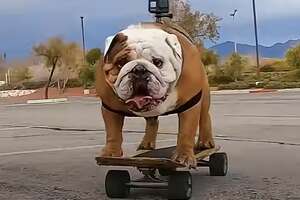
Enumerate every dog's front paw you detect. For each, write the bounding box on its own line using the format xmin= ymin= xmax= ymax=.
xmin=195 ymin=138 xmax=215 ymax=150
xmin=137 ymin=140 xmax=156 ymax=151
xmin=99 ymin=146 xmax=123 ymax=157
xmin=172 ymin=148 xmax=197 ymax=168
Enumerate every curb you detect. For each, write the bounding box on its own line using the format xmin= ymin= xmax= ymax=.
xmin=211 ymin=89 xmax=278 ymax=95
xmin=211 ymin=90 xmax=250 ymax=95
xmin=27 ymin=98 xmax=68 ymax=104
xmin=278 ymin=88 xmax=300 ymax=93
xmin=249 ymin=89 xmax=277 ymax=93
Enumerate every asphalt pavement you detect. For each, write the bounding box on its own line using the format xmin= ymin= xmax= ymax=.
xmin=0 ymin=92 xmax=299 ymax=200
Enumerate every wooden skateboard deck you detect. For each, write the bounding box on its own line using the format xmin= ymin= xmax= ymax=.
xmin=95 ymin=146 xmax=220 ymax=169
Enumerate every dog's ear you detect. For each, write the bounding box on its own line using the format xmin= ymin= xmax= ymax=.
xmin=104 ymin=35 xmax=115 ymax=57
xmin=165 ymin=34 xmax=182 ymax=60
xmin=104 ymin=33 xmax=128 ymax=63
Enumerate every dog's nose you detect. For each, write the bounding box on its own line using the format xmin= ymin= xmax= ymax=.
xmin=132 ymin=65 xmax=146 ymax=74
xmin=131 ymin=65 xmax=150 ymax=81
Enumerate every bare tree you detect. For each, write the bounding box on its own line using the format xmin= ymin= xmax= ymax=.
xmin=57 ymin=42 xmax=82 ymax=93
xmin=33 ymin=37 xmax=64 ymax=99
xmin=167 ymin=0 xmax=221 ymax=44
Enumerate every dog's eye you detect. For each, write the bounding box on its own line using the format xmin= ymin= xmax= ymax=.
xmin=152 ymin=58 xmax=163 ymax=68
xmin=116 ymin=58 xmax=128 ymax=68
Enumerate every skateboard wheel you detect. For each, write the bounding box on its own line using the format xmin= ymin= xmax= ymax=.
xmin=209 ymin=152 xmax=228 ymax=176
xmin=105 ymin=170 xmax=130 ymax=198
xmin=168 ymin=171 xmax=192 ymax=200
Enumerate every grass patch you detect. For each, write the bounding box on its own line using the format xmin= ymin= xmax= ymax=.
xmin=281 ymin=69 xmax=300 ymax=82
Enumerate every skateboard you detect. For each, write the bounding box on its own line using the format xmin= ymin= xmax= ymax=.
xmin=95 ymin=145 xmax=228 ymax=200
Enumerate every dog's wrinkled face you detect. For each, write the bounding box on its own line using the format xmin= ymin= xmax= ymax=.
xmin=103 ymin=27 xmax=183 ymax=112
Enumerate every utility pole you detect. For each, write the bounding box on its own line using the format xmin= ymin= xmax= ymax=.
xmin=7 ymin=69 xmax=11 ymax=85
xmin=2 ymin=52 xmax=10 ymax=85
xmin=252 ymin=0 xmax=260 ymax=78
xmin=230 ymin=9 xmax=238 ymax=53
xmin=5 ymin=73 xmax=8 ymax=85
xmin=80 ymin=16 xmax=86 ymax=64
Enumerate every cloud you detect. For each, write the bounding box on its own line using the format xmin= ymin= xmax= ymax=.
xmin=190 ymin=0 xmax=300 ymax=46
xmin=0 ymin=0 xmax=150 ymax=18
xmin=1 ymin=0 xmax=300 ymax=58
xmin=191 ymin=0 xmax=300 ymax=22
xmin=0 ymin=0 xmax=40 ymax=15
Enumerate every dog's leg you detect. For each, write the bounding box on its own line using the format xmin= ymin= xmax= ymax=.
xmin=172 ymin=103 xmax=201 ymax=168
xmin=195 ymin=91 xmax=215 ymax=150
xmin=137 ymin=117 xmax=159 ymax=150
xmin=100 ymin=106 xmax=124 ymax=157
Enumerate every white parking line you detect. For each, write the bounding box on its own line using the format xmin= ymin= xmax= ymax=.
xmin=27 ymin=98 xmax=68 ymax=104
xmin=0 ymin=139 xmax=176 ymax=157
xmin=0 ymin=127 xmax=31 ymax=131
xmin=4 ymin=102 xmax=70 ymax=108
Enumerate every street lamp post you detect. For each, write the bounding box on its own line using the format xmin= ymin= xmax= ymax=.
xmin=80 ymin=16 xmax=86 ymax=64
xmin=2 ymin=52 xmax=10 ymax=85
xmin=252 ymin=0 xmax=260 ymax=78
xmin=230 ymin=9 xmax=238 ymax=53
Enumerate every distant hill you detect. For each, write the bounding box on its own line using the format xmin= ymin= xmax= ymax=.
xmin=209 ymin=39 xmax=300 ymax=59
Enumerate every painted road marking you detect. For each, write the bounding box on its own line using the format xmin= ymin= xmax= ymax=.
xmin=0 ymin=139 xmax=176 ymax=157
xmin=0 ymin=127 xmax=31 ymax=131
xmin=27 ymin=98 xmax=68 ymax=104
xmin=4 ymin=102 xmax=70 ymax=108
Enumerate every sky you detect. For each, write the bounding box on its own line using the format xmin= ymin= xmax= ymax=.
xmin=1 ymin=0 xmax=300 ymax=60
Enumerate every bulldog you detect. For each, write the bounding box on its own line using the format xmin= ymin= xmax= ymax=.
xmin=96 ymin=22 xmax=215 ymax=167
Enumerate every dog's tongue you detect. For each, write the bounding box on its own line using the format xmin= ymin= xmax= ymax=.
xmin=126 ymin=96 xmax=153 ymax=109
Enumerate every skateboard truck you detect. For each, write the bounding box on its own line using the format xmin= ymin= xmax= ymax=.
xmin=96 ymin=146 xmax=228 ymax=199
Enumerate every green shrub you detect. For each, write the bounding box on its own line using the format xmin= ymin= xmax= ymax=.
xmin=260 ymin=65 xmax=275 ymax=72
xmin=281 ymin=69 xmax=300 ymax=82
xmin=86 ymin=48 xmax=102 ymax=65
xmin=223 ymin=53 xmax=245 ymax=81
xmin=263 ymin=81 xmax=284 ymax=89
xmin=79 ymin=64 xmax=95 ymax=88
xmin=208 ymin=74 xmax=234 ymax=86
xmin=285 ymin=82 xmax=300 ymax=88
xmin=218 ymin=81 xmax=251 ymax=90
xmin=242 ymin=73 xmax=258 ymax=81
xmin=283 ymin=82 xmax=300 ymax=88
xmin=0 ymin=84 xmax=14 ymax=91
xmin=22 ymin=81 xmax=47 ymax=89
xmin=66 ymin=78 xmax=82 ymax=88
xmin=264 ymin=81 xmax=300 ymax=89
xmin=286 ymin=45 xmax=300 ymax=69
xmin=272 ymin=60 xmax=291 ymax=72
xmin=202 ymin=49 xmax=219 ymax=66
xmin=11 ymin=67 xmax=32 ymax=84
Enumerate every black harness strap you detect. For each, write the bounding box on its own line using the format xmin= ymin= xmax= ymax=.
xmin=163 ymin=90 xmax=202 ymax=115
xmin=102 ymin=90 xmax=202 ymax=117
xmin=102 ymin=102 xmax=137 ymax=117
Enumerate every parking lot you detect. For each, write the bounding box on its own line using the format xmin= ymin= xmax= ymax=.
xmin=0 ymin=92 xmax=300 ymax=200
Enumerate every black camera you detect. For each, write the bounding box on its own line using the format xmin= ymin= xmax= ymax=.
xmin=148 ymin=0 xmax=169 ymax=14
xmin=149 ymin=0 xmax=172 ymax=22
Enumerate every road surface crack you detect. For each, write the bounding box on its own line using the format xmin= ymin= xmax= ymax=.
xmin=1 ymin=124 xmax=300 ymax=147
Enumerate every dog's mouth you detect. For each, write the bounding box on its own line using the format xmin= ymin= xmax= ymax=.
xmin=125 ymin=95 xmax=167 ymax=112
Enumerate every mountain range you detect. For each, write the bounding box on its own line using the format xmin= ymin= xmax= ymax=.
xmin=209 ymin=39 xmax=300 ymax=59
